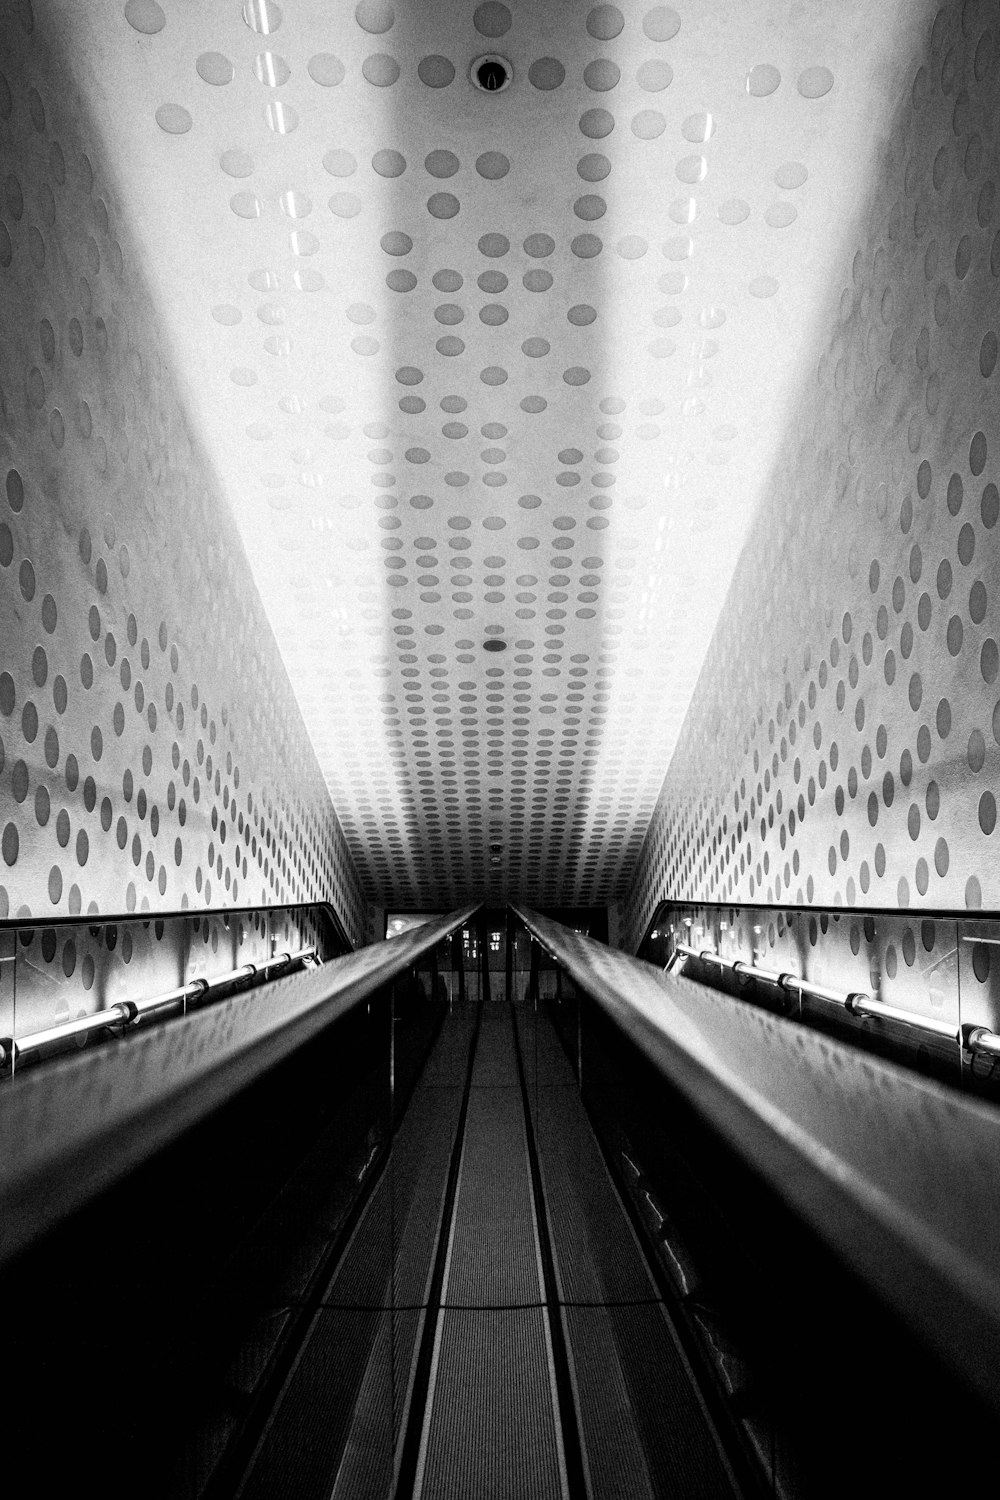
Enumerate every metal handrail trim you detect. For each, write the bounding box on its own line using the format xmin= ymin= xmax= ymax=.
xmin=9 ymin=947 xmax=321 ymax=1064
xmin=674 ymin=942 xmax=982 ymax=1052
xmin=12 ymin=1004 xmax=133 ymax=1057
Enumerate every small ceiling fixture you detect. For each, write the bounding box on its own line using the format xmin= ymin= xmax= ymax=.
xmin=471 ymin=54 xmax=512 ymax=92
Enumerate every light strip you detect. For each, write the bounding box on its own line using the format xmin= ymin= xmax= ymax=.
xmin=672 ymin=942 xmax=998 ymax=1056
xmin=0 ymin=946 xmax=319 ymax=1073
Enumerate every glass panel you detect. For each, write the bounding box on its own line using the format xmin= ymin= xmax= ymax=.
xmin=957 ymin=917 xmax=1000 ymax=1095
xmin=461 ymin=924 xmax=481 ymax=1003
xmin=486 ymin=916 xmax=506 ymax=1002
xmin=11 ymin=923 xmax=107 ymax=1061
xmin=510 ymin=926 xmax=533 ymax=1005
xmin=0 ymin=925 xmax=13 ymax=1060
xmin=654 ymin=901 xmax=964 ymax=1084
xmin=386 ymin=911 xmax=443 ymax=939
xmin=427 ymin=935 xmax=458 ymax=1003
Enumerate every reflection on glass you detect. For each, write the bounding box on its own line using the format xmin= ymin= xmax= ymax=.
xmin=386 ymin=912 xmax=443 ymax=938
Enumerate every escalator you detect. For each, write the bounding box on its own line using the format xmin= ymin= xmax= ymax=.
xmin=4 ymin=903 xmax=1000 ymax=1497
xmin=234 ymin=992 xmax=737 ymax=1500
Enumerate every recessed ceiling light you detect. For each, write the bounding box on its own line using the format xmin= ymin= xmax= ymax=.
xmin=470 ymin=54 xmax=512 ymax=92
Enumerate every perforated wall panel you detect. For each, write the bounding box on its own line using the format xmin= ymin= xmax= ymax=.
xmin=0 ymin=8 xmax=365 ymax=944
xmin=30 ymin=0 xmax=913 ymax=912
xmin=626 ymin=1 xmax=1000 ymax=950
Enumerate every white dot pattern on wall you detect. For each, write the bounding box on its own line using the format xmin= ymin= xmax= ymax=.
xmin=0 ymin=11 xmax=364 ymax=943
xmin=1 ymin=0 xmax=940 ymax=919
xmin=1 ymin=904 xmax=335 ymax=1042
xmin=625 ymin=1 xmax=1000 ymax=949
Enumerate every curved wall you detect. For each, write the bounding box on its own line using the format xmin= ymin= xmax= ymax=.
xmin=0 ymin=8 xmax=365 ymax=944
xmin=626 ymin=2 xmax=1000 ymax=949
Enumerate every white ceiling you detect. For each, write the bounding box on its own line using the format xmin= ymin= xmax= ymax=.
xmin=50 ymin=0 xmax=923 ymax=907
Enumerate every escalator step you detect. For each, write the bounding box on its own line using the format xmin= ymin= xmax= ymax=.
xmin=565 ymin=1302 xmax=737 ymax=1499
xmin=237 ymin=1307 xmax=381 ymax=1500
xmin=330 ymin=1308 xmax=422 ymax=1500
xmin=415 ymin=1308 xmax=566 ymax=1500
xmin=444 ymin=1083 xmax=541 ymax=1309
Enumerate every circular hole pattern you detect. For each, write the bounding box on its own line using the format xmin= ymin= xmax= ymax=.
xmin=747 ymin=63 xmax=781 ymax=96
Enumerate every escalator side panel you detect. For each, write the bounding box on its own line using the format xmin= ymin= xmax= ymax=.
xmin=331 ymin=1309 xmax=423 ymax=1500
xmin=236 ymin=1009 xmax=473 ymax=1500
xmin=237 ymin=1308 xmax=384 ymax=1500
xmin=516 ymin=1003 xmax=741 ymax=1500
xmin=518 ymin=1008 xmax=658 ymax=1307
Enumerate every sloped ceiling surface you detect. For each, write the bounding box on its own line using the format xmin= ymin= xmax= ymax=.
xmin=44 ymin=0 xmax=922 ymax=907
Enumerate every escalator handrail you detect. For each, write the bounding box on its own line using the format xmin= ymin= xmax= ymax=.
xmin=0 ymin=904 xmax=479 ymax=1267
xmin=510 ymin=902 xmax=1000 ymax=1418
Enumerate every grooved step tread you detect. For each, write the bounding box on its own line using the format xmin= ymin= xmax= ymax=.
xmin=566 ymin=1303 xmax=736 ymax=1500
xmin=417 ymin=1007 xmax=477 ymax=1089
xmin=326 ymin=1082 xmax=461 ymax=1309
xmin=330 ymin=1308 xmax=422 ymax=1500
xmin=469 ymin=1006 xmax=521 ymax=1087
xmin=416 ymin=1308 xmax=565 ymax=1500
xmin=444 ymin=1083 xmax=542 ymax=1308
xmin=238 ymin=1001 xmax=737 ymax=1500
xmin=237 ymin=1307 xmax=382 ymax=1500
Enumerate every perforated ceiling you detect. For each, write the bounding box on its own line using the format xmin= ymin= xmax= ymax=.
xmin=46 ymin=0 xmax=925 ymax=907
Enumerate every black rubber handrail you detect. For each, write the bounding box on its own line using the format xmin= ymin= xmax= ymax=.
xmin=510 ymin=903 xmax=1000 ymax=1421
xmin=0 ymin=904 xmax=479 ymax=1267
